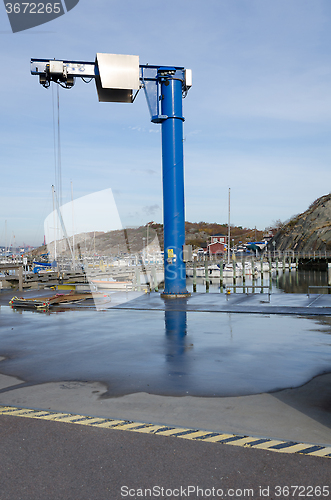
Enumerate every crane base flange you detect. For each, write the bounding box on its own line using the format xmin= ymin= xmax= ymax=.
xmin=160 ymin=292 xmax=191 ymax=299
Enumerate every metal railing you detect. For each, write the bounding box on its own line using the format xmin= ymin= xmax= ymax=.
xmin=195 ymin=250 xmax=331 ymax=262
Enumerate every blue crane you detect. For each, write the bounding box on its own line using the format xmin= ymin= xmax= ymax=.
xmin=30 ymin=53 xmax=192 ymax=297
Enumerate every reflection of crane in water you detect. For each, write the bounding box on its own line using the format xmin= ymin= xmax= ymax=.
xmin=164 ymin=299 xmax=194 ymax=392
xmin=165 ymin=302 xmax=188 ymax=359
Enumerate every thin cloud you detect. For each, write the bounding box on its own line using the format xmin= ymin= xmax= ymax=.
xmin=142 ymin=204 xmax=161 ymax=215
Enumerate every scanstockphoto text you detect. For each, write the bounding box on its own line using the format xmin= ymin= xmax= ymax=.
xmin=120 ymin=484 xmax=330 ymax=498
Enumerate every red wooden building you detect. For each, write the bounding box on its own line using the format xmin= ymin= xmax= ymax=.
xmin=207 ymin=235 xmax=226 ymax=256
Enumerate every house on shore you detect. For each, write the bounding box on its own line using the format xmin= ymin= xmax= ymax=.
xmin=207 ymin=234 xmax=227 ymax=256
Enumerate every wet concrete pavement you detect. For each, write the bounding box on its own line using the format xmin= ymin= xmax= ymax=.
xmin=1 ymin=289 xmax=331 ymax=499
xmin=0 ymin=288 xmax=331 ymax=447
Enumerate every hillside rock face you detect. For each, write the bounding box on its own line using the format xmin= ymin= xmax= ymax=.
xmin=273 ymin=194 xmax=331 ymax=252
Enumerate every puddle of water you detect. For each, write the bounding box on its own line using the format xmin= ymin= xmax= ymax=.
xmin=0 ymin=306 xmax=331 ymax=397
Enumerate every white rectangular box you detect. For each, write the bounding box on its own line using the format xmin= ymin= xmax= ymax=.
xmin=49 ymin=60 xmax=64 ymax=75
xmin=96 ymin=53 xmax=140 ymax=90
xmin=185 ymin=69 xmax=192 ymax=88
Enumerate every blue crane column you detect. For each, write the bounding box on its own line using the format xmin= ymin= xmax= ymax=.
xmin=159 ymin=70 xmax=189 ymax=297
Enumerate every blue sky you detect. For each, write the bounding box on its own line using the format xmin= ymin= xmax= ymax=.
xmin=1 ymin=0 xmax=331 ymax=246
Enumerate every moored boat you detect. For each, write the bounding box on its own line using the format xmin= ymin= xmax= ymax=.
xmin=91 ymin=279 xmax=133 ymax=291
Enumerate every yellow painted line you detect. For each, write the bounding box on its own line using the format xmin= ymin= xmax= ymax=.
xmin=112 ymin=422 xmax=151 ymax=431
xmin=308 ymin=447 xmax=331 ymax=457
xmin=0 ymin=405 xmax=330 ymax=459
xmin=70 ymin=417 xmax=107 ymax=426
xmin=227 ymin=437 xmax=264 ymax=447
xmin=47 ymin=414 xmax=89 ymax=423
xmin=88 ymin=419 xmax=127 ymax=429
xmin=40 ymin=413 xmax=92 ymax=422
xmin=155 ymin=426 xmax=191 ymax=435
xmin=134 ymin=425 xmax=166 ymax=434
xmin=28 ymin=412 xmax=68 ymax=419
xmin=199 ymin=433 xmax=235 ymax=443
xmin=157 ymin=428 xmax=200 ymax=437
xmin=252 ymin=439 xmax=285 ymax=449
xmin=1 ymin=409 xmax=36 ymax=416
xmin=271 ymin=443 xmax=317 ymax=454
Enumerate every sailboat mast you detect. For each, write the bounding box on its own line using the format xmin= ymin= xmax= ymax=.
xmin=71 ymin=181 xmax=75 ymax=269
xmin=227 ymin=188 xmax=231 ymax=265
xmin=52 ymin=185 xmax=57 ymax=262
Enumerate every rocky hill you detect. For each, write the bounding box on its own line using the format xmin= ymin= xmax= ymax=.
xmin=271 ymin=194 xmax=331 ymax=252
xmin=29 ymin=222 xmax=264 ymax=258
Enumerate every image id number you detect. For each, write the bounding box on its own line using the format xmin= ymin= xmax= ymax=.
xmin=5 ymin=3 xmax=61 ymax=14
xmin=275 ymin=486 xmax=330 ymax=497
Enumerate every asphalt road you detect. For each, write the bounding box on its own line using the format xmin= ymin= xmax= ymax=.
xmin=0 ymin=415 xmax=330 ymax=500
